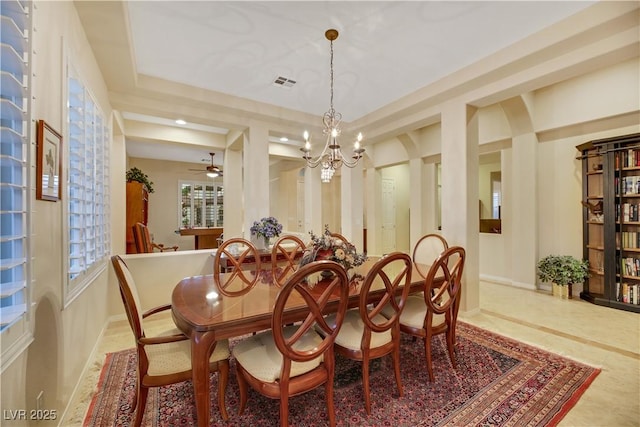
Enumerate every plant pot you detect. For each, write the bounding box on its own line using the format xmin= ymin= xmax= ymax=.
xmin=552 ymin=283 xmax=572 ymax=299
xmin=251 ymin=235 xmax=269 ymax=250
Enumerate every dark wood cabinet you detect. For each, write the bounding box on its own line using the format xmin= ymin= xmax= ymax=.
xmin=578 ymin=132 xmax=640 ymax=312
xmin=126 ymin=182 xmax=148 ymax=254
xmin=178 ymin=227 xmax=223 ymax=249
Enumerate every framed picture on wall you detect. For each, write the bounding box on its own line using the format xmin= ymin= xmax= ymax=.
xmin=36 ymin=120 xmax=63 ymax=201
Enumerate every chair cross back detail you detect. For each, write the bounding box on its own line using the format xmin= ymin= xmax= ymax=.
xmin=412 ymin=233 xmax=448 ymax=279
xmin=360 ymin=252 xmax=413 ymax=333
xmin=214 ymin=238 xmax=261 ymax=296
xmin=330 ymin=232 xmax=349 ymax=245
xmin=273 ymin=260 xmax=349 ymax=361
xmin=271 ymin=235 xmax=307 ymax=287
xmin=233 ymin=260 xmax=350 ymax=427
xmin=423 ymin=246 xmax=465 ymax=316
xmin=402 ymin=245 xmax=465 ymax=382
xmin=328 ymin=251 xmax=412 ymax=415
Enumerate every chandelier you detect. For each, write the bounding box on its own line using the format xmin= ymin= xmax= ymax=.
xmin=301 ymin=29 xmax=364 ymax=183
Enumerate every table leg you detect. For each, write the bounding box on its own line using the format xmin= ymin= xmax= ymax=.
xmin=192 ymin=330 xmax=217 ymax=427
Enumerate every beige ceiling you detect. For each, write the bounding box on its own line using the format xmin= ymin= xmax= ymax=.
xmin=75 ymin=1 xmax=597 ymax=166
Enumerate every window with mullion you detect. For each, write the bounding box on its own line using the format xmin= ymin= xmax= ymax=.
xmin=65 ymin=72 xmax=109 ymax=302
xmin=179 ymin=181 xmax=223 ymax=228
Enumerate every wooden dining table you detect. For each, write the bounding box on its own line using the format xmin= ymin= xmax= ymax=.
xmin=171 ymin=256 xmax=428 ymax=426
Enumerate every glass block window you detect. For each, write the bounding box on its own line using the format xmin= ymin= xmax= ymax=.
xmin=1 ymin=0 xmax=32 ymax=369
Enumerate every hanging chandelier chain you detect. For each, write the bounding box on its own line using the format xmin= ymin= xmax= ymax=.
xmin=300 ymin=28 xmax=365 ymax=182
xmin=329 ymin=38 xmax=334 ymax=115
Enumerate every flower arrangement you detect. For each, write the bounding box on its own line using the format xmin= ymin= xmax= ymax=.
xmin=250 ymin=216 xmax=283 ymax=241
xmin=304 ymin=225 xmax=367 ymax=272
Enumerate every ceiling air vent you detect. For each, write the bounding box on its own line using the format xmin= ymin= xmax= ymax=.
xmin=272 ymin=76 xmax=296 ymax=88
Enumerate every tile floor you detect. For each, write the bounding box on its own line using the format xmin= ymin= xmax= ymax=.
xmin=62 ymin=282 xmax=640 ymax=426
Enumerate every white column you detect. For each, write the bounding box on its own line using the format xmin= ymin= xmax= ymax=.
xmin=243 ymin=122 xmax=270 ymax=237
xmin=510 ymin=133 xmax=538 ymax=288
xmin=364 ymin=167 xmax=382 ymax=256
xmin=423 ymin=161 xmax=439 ymax=233
xmin=441 ymin=101 xmax=480 ymax=314
xmin=223 ymin=147 xmax=243 ymax=238
xmin=111 ymin=132 xmax=127 ymax=253
xmin=409 ymin=157 xmax=423 ymax=251
xmin=341 ymin=164 xmax=364 ymax=251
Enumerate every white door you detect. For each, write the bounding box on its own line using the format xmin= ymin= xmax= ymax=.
xmin=381 ymin=178 xmax=396 ymax=254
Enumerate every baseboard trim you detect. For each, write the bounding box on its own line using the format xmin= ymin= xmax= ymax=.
xmin=479 ymin=275 xmax=537 ymax=291
xmin=58 ymin=318 xmax=110 ymax=426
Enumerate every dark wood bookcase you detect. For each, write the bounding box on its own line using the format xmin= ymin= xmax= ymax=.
xmin=126 ymin=182 xmax=149 ymax=254
xmin=578 ymin=132 xmax=640 ymax=313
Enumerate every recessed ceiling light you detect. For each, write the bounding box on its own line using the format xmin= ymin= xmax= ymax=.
xmin=280 ymin=137 xmax=288 ymax=142
xmin=175 ymin=119 xmax=187 ymax=125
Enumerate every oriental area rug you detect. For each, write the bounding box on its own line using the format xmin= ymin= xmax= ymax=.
xmin=84 ymin=322 xmax=599 ymax=427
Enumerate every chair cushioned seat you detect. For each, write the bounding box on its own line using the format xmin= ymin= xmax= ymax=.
xmin=381 ymin=296 xmax=445 ymax=330
xmin=321 ymin=310 xmax=392 ymax=350
xmin=145 ymin=338 xmax=230 ymax=376
xmin=233 ymin=326 xmax=324 ymax=382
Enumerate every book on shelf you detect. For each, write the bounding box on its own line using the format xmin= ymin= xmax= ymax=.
xmin=622 ymin=176 xmax=640 ymax=195
xmin=617 ymin=202 xmax=640 ymax=222
xmin=620 ymin=283 xmax=640 ymax=305
xmin=620 ymin=148 xmax=640 ymax=169
xmin=621 ymin=257 xmax=640 ymax=277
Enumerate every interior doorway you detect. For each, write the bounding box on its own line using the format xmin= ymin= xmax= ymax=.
xmin=381 ymin=178 xmax=396 ymax=254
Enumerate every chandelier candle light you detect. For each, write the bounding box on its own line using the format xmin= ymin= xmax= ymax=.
xmin=301 ymin=29 xmax=365 ymax=183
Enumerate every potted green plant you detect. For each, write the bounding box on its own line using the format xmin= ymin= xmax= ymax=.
xmin=126 ymin=167 xmax=155 ymax=193
xmin=537 ymin=255 xmax=589 ymax=299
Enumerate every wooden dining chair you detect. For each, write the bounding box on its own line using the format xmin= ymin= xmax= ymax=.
xmin=271 ymin=235 xmax=307 ymax=286
xmin=387 ymin=246 xmax=465 ymax=381
xmin=412 ymin=233 xmax=448 ymax=279
xmin=213 ymin=237 xmax=261 ymax=296
xmin=133 ymin=222 xmax=178 ymax=253
xmin=110 ymin=255 xmax=230 ymax=425
xmin=233 ymin=260 xmax=350 ymax=427
xmin=321 ymin=252 xmax=412 ymax=414
xmin=330 ymin=232 xmax=349 ymax=245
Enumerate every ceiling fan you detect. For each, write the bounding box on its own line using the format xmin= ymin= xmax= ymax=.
xmin=189 ymin=152 xmax=223 ymax=178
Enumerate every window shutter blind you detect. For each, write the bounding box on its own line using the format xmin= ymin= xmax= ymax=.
xmin=67 ymin=73 xmax=110 ymax=293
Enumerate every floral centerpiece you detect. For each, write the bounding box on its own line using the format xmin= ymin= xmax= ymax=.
xmin=250 ymin=216 xmax=283 ymax=248
xmin=302 ymin=225 xmax=367 ymax=276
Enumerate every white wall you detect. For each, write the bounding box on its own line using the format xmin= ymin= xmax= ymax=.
xmin=1 ymin=1 xmax=113 ymax=422
xmin=2 ymin=3 xmax=639 ymax=424
xmin=108 ymin=251 xmax=216 ymax=318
